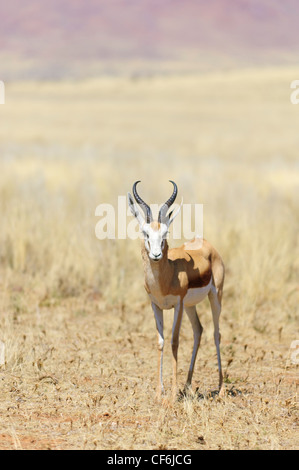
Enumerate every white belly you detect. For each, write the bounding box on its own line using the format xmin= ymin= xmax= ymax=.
xmin=148 ymin=278 xmax=212 ymax=310
xmin=183 ymin=279 xmax=212 ymax=307
xmin=148 ymin=293 xmax=180 ymax=310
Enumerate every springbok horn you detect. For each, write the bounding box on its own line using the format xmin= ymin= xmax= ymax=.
xmin=132 ymin=181 xmax=153 ymax=224
xmin=158 ymin=180 xmax=178 ymax=223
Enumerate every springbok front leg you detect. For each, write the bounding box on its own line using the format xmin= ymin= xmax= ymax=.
xmin=184 ymin=305 xmax=203 ymax=391
xmin=171 ymin=299 xmax=184 ymax=402
xmin=152 ymin=302 xmax=164 ymax=401
xmin=208 ymin=286 xmax=224 ymax=396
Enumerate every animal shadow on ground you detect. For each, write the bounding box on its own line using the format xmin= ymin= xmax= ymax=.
xmin=178 ymin=386 xmax=243 ymax=402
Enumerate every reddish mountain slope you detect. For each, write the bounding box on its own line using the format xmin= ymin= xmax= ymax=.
xmin=1 ymin=0 xmax=298 ymax=77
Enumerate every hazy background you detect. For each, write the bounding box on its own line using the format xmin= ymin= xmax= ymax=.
xmin=0 ymin=0 xmax=298 ymax=450
xmin=1 ymin=0 xmax=299 ymax=79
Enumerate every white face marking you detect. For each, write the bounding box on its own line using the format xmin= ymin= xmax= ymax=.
xmin=142 ymin=223 xmax=168 ymax=261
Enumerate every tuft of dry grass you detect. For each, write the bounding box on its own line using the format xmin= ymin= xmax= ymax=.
xmin=0 ymin=67 xmax=298 ymax=449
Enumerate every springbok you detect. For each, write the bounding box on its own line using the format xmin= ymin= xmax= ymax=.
xmin=128 ymin=181 xmax=225 ymax=402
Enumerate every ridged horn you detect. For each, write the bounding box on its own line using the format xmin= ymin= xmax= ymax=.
xmin=132 ymin=181 xmax=153 ymax=223
xmin=158 ymin=180 xmax=178 ymax=223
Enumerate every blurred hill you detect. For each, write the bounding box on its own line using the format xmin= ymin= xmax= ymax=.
xmin=1 ymin=0 xmax=299 ymax=79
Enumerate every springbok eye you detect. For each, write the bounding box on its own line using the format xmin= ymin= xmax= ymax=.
xmin=143 ymin=231 xmax=149 ymax=239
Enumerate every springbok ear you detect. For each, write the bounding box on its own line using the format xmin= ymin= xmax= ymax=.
xmin=167 ymin=198 xmax=183 ymax=227
xmin=127 ymin=192 xmax=145 ymax=228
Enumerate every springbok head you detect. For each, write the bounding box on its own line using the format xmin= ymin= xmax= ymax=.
xmin=128 ymin=180 xmax=182 ymax=261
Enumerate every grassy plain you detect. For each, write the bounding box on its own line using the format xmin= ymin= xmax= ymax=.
xmin=0 ymin=67 xmax=298 ymax=449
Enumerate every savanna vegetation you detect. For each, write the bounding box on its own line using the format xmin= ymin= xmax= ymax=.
xmin=0 ymin=67 xmax=298 ymax=449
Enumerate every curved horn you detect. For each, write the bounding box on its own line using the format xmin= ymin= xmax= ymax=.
xmin=132 ymin=181 xmax=153 ymax=223
xmin=158 ymin=180 xmax=178 ymax=223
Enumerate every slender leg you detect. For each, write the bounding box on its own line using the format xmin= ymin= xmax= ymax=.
xmin=208 ymin=286 xmax=224 ymax=395
xmin=171 ymin=300 xmax=184 ymax=402
xmin=184 ymin=305 xmax=203 ymax=390
xmin=152 ymin=302 xmax=164 ymax=400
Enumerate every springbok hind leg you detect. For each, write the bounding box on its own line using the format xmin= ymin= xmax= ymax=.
xmin=184 ymin=305 xmax=203 ymax=392
xmin=208 ymin=286 xmax=224 ymax=396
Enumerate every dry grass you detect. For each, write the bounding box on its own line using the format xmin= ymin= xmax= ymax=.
xmin=0 ymin=66 xmax=298 ymax=449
